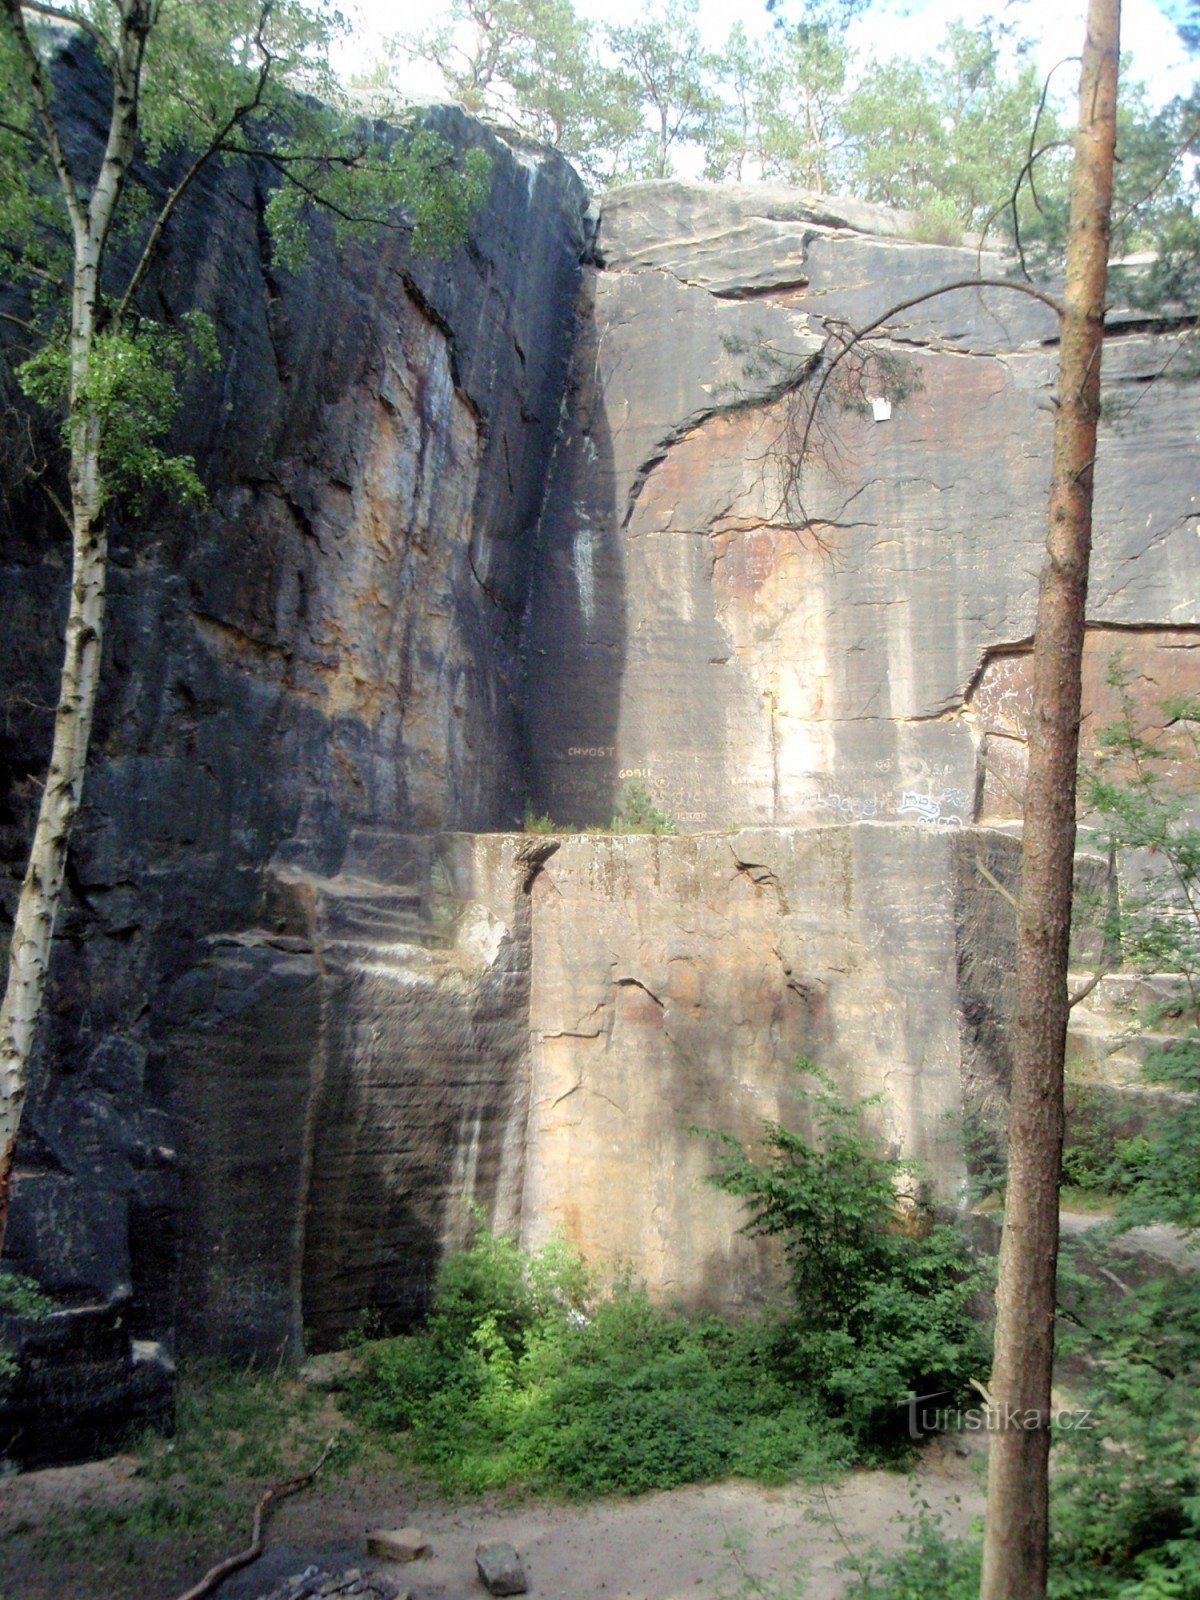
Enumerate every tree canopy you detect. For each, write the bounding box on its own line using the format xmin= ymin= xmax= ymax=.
xmin=380 ymin=0 xmax=1196 ymax=250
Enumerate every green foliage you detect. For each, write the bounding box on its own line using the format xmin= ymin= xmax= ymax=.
xmin=1050 ymin=1259 xmax=1200 ymax=1600
xmin=1081 ymin=659 xmax=1200 ymax=1235
xmin=1060 ymin=1082 xmax=1143 ymax=1198
xmin=385 ymin=0 xmax=1120 ymax=227
xmin=841 ymin=1502 xmax=980 ymax=1598
xmin=16 ymin=312 xmax=219 ymax=508
xmin=848 ymin=672 xmax=1200 ymax=1597
xmin=1083 ymin=661 xmax=1200 ymax=992
xmin=352 ymin=1084 xmax=990 ymax=1496
xmin=348 ymin=1222 xmax=855 ymax=1497
xmin=0 ymin=1265 xmax=52 ymax=1384
xmin=522 ymin=806 xmax=558 ymax=834
xmin=609 ymin=778 xmax=677 ymax=835
xmin=698 ymin=1068 xmax=990 ymax=1450
xmin=604 ymin=0 xmax=719 ymax=181
xmin=394 ymin=0 xmax=642 ymax=185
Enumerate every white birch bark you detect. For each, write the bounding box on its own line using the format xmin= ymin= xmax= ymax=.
xmin=0 ymin=0 xmax=151 ymax=1249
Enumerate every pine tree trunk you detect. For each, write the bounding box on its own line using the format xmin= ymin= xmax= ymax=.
xmin=978 ymin=2 xmax=1120 ymax=1597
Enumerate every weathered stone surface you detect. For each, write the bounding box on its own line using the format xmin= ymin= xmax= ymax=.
xmin=520 ymin=825 xmax=1019 ymax=1299
xmin=525 ymin=179 xmax=1199 ymax=833
xmin=367 ymin=1528 xmax=430 ymax=1563
xmin=1 ymin=40 xmax=587 ymax=1447
xmin=599 ymin=179 xmax=925 ymax=289
xmin=475 ymin=1539 xmax=528 ymax=1595
xmin=970 ymin=625 xmax=1200 ymax=822
xmin=1 ymin=142 xmax=1196 ymax=1451
xmin=0 ymin=1305 xmax=175 ymax=1467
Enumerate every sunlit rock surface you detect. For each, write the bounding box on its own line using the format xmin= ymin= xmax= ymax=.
xmin=525 ymin=181 xmax=1200 ymax=831
xmin=2 ymin=127 xmax=1198 ymax=1457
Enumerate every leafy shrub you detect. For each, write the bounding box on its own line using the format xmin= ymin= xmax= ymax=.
xmin=609 ymin=779 xmax=677 ymax=835
xmin=350 ymin=1076 xmax=989 ymax=1496
xmin=911 ymin=194 xmax=964 ymax=247
xmin=522 ymin=807 xmax=557 ymax=834
xmin=348 ymin=1227 xmax=853 ymax=1496
xmin=698 ymin=1067 xmax=991 ymax=1449
xmin=0 ymin=1266 xmax=52 ymax=1383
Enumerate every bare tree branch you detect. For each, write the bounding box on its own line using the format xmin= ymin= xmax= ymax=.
xmin=782 ymin=277 xmax=1066 ymax=528
xmin=171 ymin=1437 xmax=337 ymax=1600
xmin=1 ymin=0 xmax=88 ymax=240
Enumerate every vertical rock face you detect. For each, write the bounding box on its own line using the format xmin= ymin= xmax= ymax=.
xmin=524 ymin=180 xmax=1200 ymax=832
xmin=0 ymin=44 xmax=589 ymax=1442
xmin=2 ymin=145 xmax=1198 ymax=1458
xmin=521 ymin=825 xmax=1020 ymax=1303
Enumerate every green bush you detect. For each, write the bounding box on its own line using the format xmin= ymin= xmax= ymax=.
xmin=609 ymin=779 xmax=678 ymax=835
xmin=350 ymin=1074 xmax=988 ymax=1496
xmin=522 ymin=807 xmax=557 ymax=834
xmin=347 ymin=1231 xmax=850 ymax=1496
xmin=0 ymin=1266 xmax=52 ymax=1383
xmin=698 ymin=1068 xmax=991 ymax=1449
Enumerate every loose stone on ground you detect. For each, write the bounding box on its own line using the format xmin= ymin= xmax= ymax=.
xmin=475 ymin=1539 xmax=529 ymax=1595
xmin=365 ymin=1528 xmax=430 ymax=1562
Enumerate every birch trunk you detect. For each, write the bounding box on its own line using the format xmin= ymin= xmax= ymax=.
xmin=0 ymin=423 xmax=107 ymax=1248
xmin=978 ymin=2 xmax=1120 ymax=1596
xmin=0 ymin=0 xmax=150 ymax=1253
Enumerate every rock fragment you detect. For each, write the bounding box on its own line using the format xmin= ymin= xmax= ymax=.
xmin=366 ymin=1527 xmax=430 ymax=1562
xmin=255 ymin=1567 xmax=405 ymax=1599
xmin=475 ymin=1539 xmax=528 ymax=1595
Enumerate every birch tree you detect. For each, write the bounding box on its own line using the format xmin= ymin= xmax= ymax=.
xmin=0 ymin=0 xmax=488 ymax=1252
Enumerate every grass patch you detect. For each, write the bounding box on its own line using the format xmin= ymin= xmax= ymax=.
xmin=20 ymin=1362 xmax=368 ymax=1574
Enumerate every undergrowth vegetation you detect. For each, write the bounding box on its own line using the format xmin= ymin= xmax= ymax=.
xmin=843 ymin=674 xmax=1200 ymax=1598
xmin=12 ymin=1364 xmax=363 ymax=1577
xmin=346 ymin=1070 xmax=988 ymax=1496
xmin=522 ymin=778 xmax=678 ymax=836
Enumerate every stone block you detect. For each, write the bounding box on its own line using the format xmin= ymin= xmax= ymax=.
xmin=366 ymin=1528 xmax=430 ymax=1563
xmin=475 ymin=1540 xmax=528 ymax=1595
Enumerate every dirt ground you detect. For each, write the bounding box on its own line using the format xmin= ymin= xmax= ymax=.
xmin=0 ymin=1437 xmax=985 ymax=1600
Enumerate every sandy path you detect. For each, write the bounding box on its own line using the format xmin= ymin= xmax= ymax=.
xmin=222 ymin=1439 xmax=984 ymax=1600
xmin=1 ymin=1438 xmax=984 ymax=1600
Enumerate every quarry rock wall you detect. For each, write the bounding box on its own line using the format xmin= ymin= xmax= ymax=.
xmin=2 ymin=83 xmax=1198 ymax=1457
xmin=524 ymin=180 xmax=1200 ymax=832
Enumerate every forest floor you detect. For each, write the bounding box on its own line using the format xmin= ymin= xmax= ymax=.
xmin=0 ymin=1431 xmax=984 ymax=1600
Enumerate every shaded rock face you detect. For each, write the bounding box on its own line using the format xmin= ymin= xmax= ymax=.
xmin=524 ymin=180 xmax=1200 ymax=831
xmin=0 ymin=41 xmax=588 ymax=1451
xmin=1 ymin=148 xmax=1197 ymax=1457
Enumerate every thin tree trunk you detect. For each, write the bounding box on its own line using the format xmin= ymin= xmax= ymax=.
xmin=978 ymin=2 xmax=1120 ymax=1597
xmin=0 ymin=0 xmax=149 ymax=1254
xmin=0 ymin=436 xmax=108 ymax=1249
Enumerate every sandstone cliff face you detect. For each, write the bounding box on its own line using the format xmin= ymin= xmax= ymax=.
xmin=2 ymin=115 xmax=1198 ymax=1460
xmin=0 ymin=46 xmax=589 ymax=1452
xmin=525 ymin=181 xmax=1200 ymax=832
